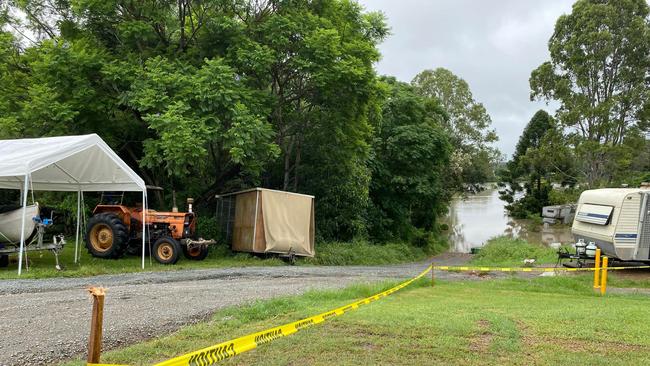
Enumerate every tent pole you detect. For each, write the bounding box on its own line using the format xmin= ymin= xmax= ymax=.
xmin=142 ymin=190 xmax=146 ymax=270
xmin=17 ymin=174 xmax=29 ymax=276
xmin=75 ymin=189 xmax=81 ymax=263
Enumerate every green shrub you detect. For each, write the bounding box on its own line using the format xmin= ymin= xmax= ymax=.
xmin=548 ymin=187 xmax=583 ymax=205
xmin=305 ymin=237 xmax=448 ymax=266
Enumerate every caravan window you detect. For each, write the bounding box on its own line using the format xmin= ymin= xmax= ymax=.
xmin=575 ymin=204 xmax=614 ymax=225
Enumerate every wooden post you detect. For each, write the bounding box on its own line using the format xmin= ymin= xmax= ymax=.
xmin=431 ymin=263 xmax=435 ymax=287
xmin=593 ymin=248 xmax=601 ymax=290
xmin=600 ymin=257 xmax=608 ymax=296
xmin=87 ymin=287 xmax=106 ymax=364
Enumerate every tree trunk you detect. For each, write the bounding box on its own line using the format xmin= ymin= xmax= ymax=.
xmin=293 ymin=136 xmax=302 ymax=191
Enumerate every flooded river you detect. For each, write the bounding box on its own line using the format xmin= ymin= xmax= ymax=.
xmin=445 ymin=187 xmax=573 ymax=253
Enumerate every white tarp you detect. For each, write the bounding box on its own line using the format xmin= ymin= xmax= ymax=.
xmin=0 ymin=134 xmax=145 ymax=191
xmin=0 ymin=134 xmax=148 ymax=274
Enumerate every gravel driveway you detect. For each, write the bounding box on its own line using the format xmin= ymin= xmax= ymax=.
xmin=0 ymin=254 xmax=474 ymax=366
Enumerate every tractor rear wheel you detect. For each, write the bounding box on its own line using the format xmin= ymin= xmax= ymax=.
xmin=153 ymin=237 xmax=181 ymax=265
xmin=85 ymin=213 xmax=129 ymax=259
xmin=182 ymin=244 xmax=209 ymax=261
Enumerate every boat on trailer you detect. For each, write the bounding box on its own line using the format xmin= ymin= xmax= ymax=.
xmin=0 ymin=203 xmax=65 ymax=269
xmin=0 ymin=204 xmax=40 ymax=244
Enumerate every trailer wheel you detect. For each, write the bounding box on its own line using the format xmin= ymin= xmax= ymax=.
xmin=0 ymin=255 xmax=8 ymax=268
xmin=85 ymin=213 xmax=129 ymax=259
xmin=153 ymin=237 xmax=181 ymax=265
xmin=183 ymin=244 xmax=209 ymax=261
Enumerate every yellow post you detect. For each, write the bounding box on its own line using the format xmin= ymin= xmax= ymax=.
xmin=593 ymin=248 xmax=601 ymax=290
xmin=600 ymin=257 xmax=608 ymax=296
xmin=431 ymin=263 xmax=435 ymax=287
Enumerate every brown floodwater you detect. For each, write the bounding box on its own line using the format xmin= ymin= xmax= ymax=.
xmin=444 ymin=187 xmax=574 ymax=253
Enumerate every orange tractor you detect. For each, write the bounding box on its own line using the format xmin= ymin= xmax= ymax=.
xmin=85 ymin=192 xmax=214 ymax=264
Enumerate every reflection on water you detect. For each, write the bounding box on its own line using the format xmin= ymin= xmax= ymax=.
xmin=445 ymin=187 xmax=574 ymax=253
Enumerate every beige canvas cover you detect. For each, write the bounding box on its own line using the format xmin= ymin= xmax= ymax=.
xmin=229 ymin=188 xmax=315 ymax=257
xmin=262 ymin=190 xmax=314 ymax=256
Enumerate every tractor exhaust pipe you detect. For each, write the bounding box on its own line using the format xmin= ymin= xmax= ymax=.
xmin=187 ymin=198 xmax=194 ymax=213
xmin=172 ymin=190 xmax=178 ymax=213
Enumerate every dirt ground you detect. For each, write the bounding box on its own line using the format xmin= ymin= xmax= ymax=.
xmin=0 ymin=254 xmax=483 ymax=366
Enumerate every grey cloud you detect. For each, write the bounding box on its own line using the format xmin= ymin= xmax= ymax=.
xmin=358 ymin=0 xmax=574 ymax=156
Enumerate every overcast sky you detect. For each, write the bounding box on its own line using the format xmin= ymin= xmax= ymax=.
xmin=358 ymin=0 xmax=574 ymax=157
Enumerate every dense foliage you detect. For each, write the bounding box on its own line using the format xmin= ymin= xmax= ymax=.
xmin=498 ymin=110 xmax=576 ymax=218
xmin=368 ymin=78 xmax=451 ymax=243
xmin=0 ymin=0 xmax=481 ymax=244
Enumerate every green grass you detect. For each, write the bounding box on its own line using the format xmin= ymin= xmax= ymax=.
xmin=471 ymin=236 xmax=559 ymax=267
xmin=0 ymin=238 xmax=444 ymax=279
xmin=0 ymin=242 xmax=284 ymax=280
xmin=61 ymin=274 xmax=650 ymax=366
xmin=304 ymin=239 xmax=444 ymax=266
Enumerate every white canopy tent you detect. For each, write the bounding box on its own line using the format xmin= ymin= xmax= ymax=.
xmin=0 ymin=134 xmax=148 ymax=275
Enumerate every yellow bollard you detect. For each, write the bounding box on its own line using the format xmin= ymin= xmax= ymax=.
xmin=600 ymin=257 xmax=608 ymax=296
xmin=431 ymin=262 xmax=436 ymax=287
xmin=593 ymin=248 xmax=601 ymax=290
xmin=431 ymin=263 xmax=435 ymax=287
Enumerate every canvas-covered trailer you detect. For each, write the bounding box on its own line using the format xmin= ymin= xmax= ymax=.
xmin=572 ymin=187 xmax=650 ymax=261
xmin=216 ymin=188 xmax=315 ymax=258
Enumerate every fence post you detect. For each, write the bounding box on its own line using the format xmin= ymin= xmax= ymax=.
xmin=593 ymin=248 xmax=601 ymax=290
xmin=87 ymin=287 xmax=106 ymax=364
xmin=600 ymin=257 xmax=608 ymax=296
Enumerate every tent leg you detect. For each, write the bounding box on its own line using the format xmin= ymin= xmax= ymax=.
xmin=17 ymin=174 xmax=29 ymax=276
xmin=142 ymin=191 xmax=146 ymax=270
xmin=75 ymin=190 xmax=81 ymax=263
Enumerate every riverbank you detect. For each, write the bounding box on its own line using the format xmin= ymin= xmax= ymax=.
xmin=61 ymin=274 xmax=650 ymax=366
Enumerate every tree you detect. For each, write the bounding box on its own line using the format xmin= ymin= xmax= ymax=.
xmin=368 ymin=77 xmax=451 ymax=243
xmin=530 ymin=0 xmax=650 ymax=186
xmin=1 ymin=0 xmax=390 ymax=240
xmin=498 ymin=110 xmax=576 ymax=218
xmin=411 ymin=68 xmax=498 ymax=188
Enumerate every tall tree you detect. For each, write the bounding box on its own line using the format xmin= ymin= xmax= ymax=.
xmin=530 ymin=0 xmax=650 ymax=186
xmin=411 ymin=68 xmax=498 ymax=188
xmin=368 ymin=77 xmax=451 ymax=242
xmin=498 ymin=110 xmax=576 ymax=218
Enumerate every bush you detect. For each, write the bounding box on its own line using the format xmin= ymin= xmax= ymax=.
xmin=471 ymin=236 xmax=557 ymax=267
xmin=306 ymin=236 xmax=448 ymax=266
xmin=548 ymin=187 xmax=583 ymax=205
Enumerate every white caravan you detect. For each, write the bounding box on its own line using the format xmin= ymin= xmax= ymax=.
xmin=572 ymin=187 xmax=650 ymax=261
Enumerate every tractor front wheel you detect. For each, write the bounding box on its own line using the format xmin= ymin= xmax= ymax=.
xmin=85 ymin=213 xmax=129 ymax=259
xmin=182 ymin=244 xmax=209 ymax=261
xmin=153 ymin=237 xmax=181 ymax=265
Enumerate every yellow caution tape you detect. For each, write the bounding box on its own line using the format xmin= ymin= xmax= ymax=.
xmin=145 ymin=265 xmax=433 ymax=366
xmin=433 ymin=265 xmax=650 ymax=272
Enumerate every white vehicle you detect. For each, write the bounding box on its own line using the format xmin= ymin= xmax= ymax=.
xmin=572 ymin=187 xmax=650 ymax=261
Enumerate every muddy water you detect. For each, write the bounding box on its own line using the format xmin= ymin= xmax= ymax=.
xmin=445 ymin=187 xmax=573 ymax=253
